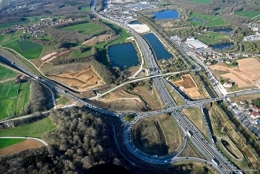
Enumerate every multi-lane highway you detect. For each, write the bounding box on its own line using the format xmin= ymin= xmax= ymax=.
xmin=90 ymin=5 xmax=243 ymax=174
xmin=1 ymin=2 xmax=257 ymax=173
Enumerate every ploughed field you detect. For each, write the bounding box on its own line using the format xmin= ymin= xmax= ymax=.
xmin=171 ymin=74 xmax=204 ymax=99
xmin=0 ymin=139 xmax=43 ymax=156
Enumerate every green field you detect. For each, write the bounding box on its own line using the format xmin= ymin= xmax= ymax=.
xmin=0 ymin=139 xmax=25 ymax=149
xmin=0 ymin=30 xmax=23 ymax=45
xmin=3 ymin=40 xmax=42 ymax=59
xmin=70 ymin=46 xmax=92 ymax=58
xmin=62 ymin=22 xmax=106 ymax=35
xmin=56 ymin=95 xmax=70 ymax=105
xmin=0 ymin=65 xmax=17 ymax=81
xmin=189 ymin=0 xmax=211 ymax=4
xmin=0 ymin=117 xmax=56 ymax=138
xmin=79 ymin=6 xmax=90 ymax=12
xmin=0 ymin=81 xmax=30 ymax=120
xmin=235 ymin=10 xmax=260 ymax=19
xmin=189 ymin=12 xmax=226 ymax=27
xmin=194 ymin=32 xmax=229 ymax=45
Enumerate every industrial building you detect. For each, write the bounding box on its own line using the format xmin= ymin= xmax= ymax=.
xmin=185 ymin=37 xmax=208 ymax=49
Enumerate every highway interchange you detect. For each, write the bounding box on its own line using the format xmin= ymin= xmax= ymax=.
xmin=1 ymin=2 xmax=260 ymax=174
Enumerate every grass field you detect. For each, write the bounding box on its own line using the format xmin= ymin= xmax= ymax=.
xmin=132 ymin=114 xmax=182 ymax=156
xmin=194 ymin=32 xmax=229 ymax=45
xmin=0 ymin=65 xmax=17 ymax=81
xmin=70 ymin=47 xmax=92 ymax=58
xmin=164 ymin=81 xmax=185 ymax=105
xmin=0 ymin=81 xmax=30 ymax=120
xmin=179 ymin=141 xmax=205 ymax=158
xmin=235 ymin=10 xmax=260 ymax=19
xmin=0 ymin=30 xmax=23 ymax=45
xmin=15 ymin=82 xmax=30 ymax=113
xmin=0 ymin=117 xmax=56 ymax=138
xmin=3 ymin=40 xmax=42 ymax=59
xmin=0 ymin=139 xmax=25 ymax=149
xmin=182 ymin=107 xmax=209 ymax=141
xmin=189 ymin=0 xmax=211 ymax=4
xmin=189 ymin=12 xmax=226 ymax=27
xmin=56 ymin=95 xmax=70 ymax=105
xmin=79 ymin=6 xmax=90 ymax=12
xmin=62 ymin=22 xmax=106 ymax=35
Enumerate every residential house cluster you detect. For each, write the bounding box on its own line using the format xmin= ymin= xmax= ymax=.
xmin=244 ymin=22 xmax=260 ymax=41
xmin=1 ymin=17 xmax=81 ymax=38
xmin=240 ymin=101 xmax=260 ymax=124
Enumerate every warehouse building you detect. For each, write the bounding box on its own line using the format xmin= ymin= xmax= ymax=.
xmin=185 ymin=37 xmax=208 ymax=49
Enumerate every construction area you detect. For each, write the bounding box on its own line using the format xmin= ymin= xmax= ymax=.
xmin=127 ymin=24 xmax=151 ymax=34
xmin=91 ymin=89 xmax=149 ymax=112
xmin=82 ymin=34 xmax=112 ymax=45
xmin=171 ymin=74 xmax=204 ymax=99
xmin=209 ymin=58 xmax=260 ymax=89
xmin=49 ymin=64 xmax=104 ymax=92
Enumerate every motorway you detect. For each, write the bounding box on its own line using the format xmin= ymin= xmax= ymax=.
xmin=90 ymin=4 xmax=242 ymax=174
xmin=0 ymin=2 xmax=258 ymax=173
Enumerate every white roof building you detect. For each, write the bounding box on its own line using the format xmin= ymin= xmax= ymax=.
xmin=185 ymin=37 xmax=208 ymax=49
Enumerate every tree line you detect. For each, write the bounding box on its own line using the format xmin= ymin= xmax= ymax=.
xmin=0 ymin=107 xmax=220 ymax=174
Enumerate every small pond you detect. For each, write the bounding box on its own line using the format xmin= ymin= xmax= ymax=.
xmin=108 ymin=43 xmax=139 ymax=70
xmin=211 ymin=43 xmax=234 ymax=50
xmin=191 ymin=17 xmax=206 ymax=23
xmin=152 ymin=10 xmax=179 ymax=19
xmin=212 ymin=28 xmax=232 ymax=35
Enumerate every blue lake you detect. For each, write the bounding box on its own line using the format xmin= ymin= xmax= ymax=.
xmin=211 ymin=43 xmax=234 ymax=50
xmin=213 ymin=28 xmax=232 ymax=35
xmin=108 ymin=43 xmax=139 ymax=69
xmin=143 ymin=33 xmax=172 ymax=60
xmin=152 ymin=10 xmax=179 ymax=19
xmin=129 ymin=20 xmax=140 ymax=24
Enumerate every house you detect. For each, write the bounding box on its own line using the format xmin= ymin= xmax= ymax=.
xmin=226 ymin=60 xmax=231 ymax=64
xmin=253 ymin=106 xmax=260 ymax=112
xmin=245 ymin=110 xmax=251 ymax=116
xmin=206 ymin=62 xmax=212 ymax=66
xmin=223 ymin=82 xmax=233 ymax=88
xmin=250 ymin=111 xmax=260 ymax=119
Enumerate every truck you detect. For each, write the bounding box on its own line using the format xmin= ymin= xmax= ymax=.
xmin=211 ymin=158 xmax=219 ymax=166
xmin=187 ymin=130 xmax=193 ymax=137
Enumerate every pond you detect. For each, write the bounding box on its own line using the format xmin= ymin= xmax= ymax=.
xmin=108 ymin=43 xmax=139 ymax=70
xmin=152 ymin=10 xmax=179 ymax=19
xmin=129 ymin=20 xmax=140 ymax=24
xmin=212 ymin=28 xmax=232 ymax=35
xmin=191 ymin=17 xmax=206 ymax=23
xmin=143 ymin=33 xmax=172 ymax=60
xmin=211 ymin=43 xmax=234 ymax=50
